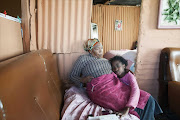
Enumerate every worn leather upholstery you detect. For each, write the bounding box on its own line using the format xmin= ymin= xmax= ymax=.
xmin=159 ymin=48 xmax=180 ymax=118
xmin=0 ymin=50 xmax=62 ymax=120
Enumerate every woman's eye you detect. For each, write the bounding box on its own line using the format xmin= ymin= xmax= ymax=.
xmin=94 ymin=48 xmax=99 ymax=50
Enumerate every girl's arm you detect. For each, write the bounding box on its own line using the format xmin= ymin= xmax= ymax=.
xmin=125 ymin=72 xmax=140 ymax=109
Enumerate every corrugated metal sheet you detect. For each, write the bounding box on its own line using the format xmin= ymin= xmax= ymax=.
xmin=91 ymin=5 xmax=103 ymax=43
xmin=36 ymin=0 xmax=92 ymax=53
xmin=56 ymin=52 xmax=86 ymax=82
xmin=92 ymin=5 xmax=140 ymax=54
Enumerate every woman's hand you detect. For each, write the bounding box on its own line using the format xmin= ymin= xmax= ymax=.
xmin=116 ymin=107 xmax=130 ymax=117
xmin=80 ymin=76 xmax=94 ymax=83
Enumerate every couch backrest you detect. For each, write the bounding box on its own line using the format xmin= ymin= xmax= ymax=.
xmin=160 ymin=48 xmax=180 ymax=82
xmin=0 ymin=50 xmax=62 ymax=120
xmin=159 ymin=48 xmax=180 ymax=108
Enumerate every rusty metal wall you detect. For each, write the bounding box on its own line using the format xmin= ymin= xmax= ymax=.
xmin=92 ymin=5 xmax=140 ymax=54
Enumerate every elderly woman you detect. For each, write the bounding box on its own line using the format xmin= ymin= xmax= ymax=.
xmin=69 ymin=39 xmax=112 ymax=87
xmin=69 ymin=39 xmax=162 ymax=119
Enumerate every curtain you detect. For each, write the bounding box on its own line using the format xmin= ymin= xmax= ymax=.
xmin=31 ymin=0 xmax=92 ymax=53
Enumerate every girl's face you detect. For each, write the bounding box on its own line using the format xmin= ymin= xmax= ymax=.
xmin=112 ymin=60 xmax=126 ymax=76
xmin=90 ymin=42 xmax=103 ymax=59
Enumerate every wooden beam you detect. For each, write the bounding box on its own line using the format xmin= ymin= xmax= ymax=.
xmin=29 ymin=0 xmax=37 ymax=51
xmin=21 ymin=0 xmax=30 ymax=53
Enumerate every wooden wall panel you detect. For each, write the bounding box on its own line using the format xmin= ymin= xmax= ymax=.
xmin=0 ymin=17 xmax=23 ymax=61
xmin=92 ymin=5 xmax=140 ymax=54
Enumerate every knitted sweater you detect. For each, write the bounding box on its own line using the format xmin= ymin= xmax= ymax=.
xmin=69 ymin=54 xmax=112 ymax=87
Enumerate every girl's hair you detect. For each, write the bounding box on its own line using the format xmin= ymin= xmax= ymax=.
xmin=109 ymin=56 xmax=128 ymax=67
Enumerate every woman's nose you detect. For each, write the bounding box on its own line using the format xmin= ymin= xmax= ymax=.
xmin=99 ymin=49 xmax=102 ymax=53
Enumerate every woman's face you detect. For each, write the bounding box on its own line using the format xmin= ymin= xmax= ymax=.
xmin=111 ymin=60 xmax=125 ymax=76
xmin=90 ymin=42 xmax=103 ymax=58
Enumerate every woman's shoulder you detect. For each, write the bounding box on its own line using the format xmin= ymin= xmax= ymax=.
xmin=101 ymin=58 xmax=108 ymax=61
xmin=78 ymin=54 xmax=90 ymax=58
xmin=77 ymin=54 xmax=91 ymax=62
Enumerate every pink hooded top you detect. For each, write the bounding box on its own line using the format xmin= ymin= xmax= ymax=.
xmin=86 ymin=72 xmax=150 ymax=118
xmin=119 ymin=72 xmax=150 ymax=110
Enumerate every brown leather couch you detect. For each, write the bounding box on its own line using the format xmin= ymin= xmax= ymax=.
xmin=0 ymin=50 xmax=63 ymax=120
xmin=159 ymin=48 xmax=180 ymax=118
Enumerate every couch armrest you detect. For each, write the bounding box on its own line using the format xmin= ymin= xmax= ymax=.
xmin=168 ymin=81 xmax=180 ymax=118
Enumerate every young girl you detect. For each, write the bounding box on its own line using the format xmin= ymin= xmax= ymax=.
xmin=86 ymin=56 xmax=163 ymax=120
xmin=110 ymin=56 xmax=164 ymax=119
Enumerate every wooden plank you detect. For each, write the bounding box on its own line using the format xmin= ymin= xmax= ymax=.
xmin=21 ymin=0 xmax=30 ymax=53
xmin=30 ymin=0 xmax=37 ymax=51
xmin=0 ymin=17 xmax=23 ymax=61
